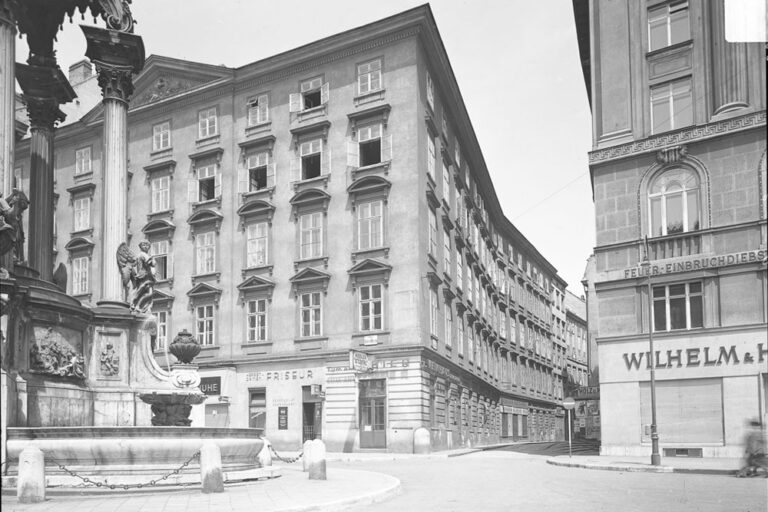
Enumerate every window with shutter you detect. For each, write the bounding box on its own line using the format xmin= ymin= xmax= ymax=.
xmin=72 ymin=256 xmax=90 ymax=295
xmin=246 ymin=222 xmax=269 ymax=267
xmin=300 ymin=212 xmax=323 ymax=259
xmin=73 ymin=197 xmax=91 ymax=231
xmin=358 ymin=124 xmax=383 ymax=167
xmin=247 ymin=152 xmax=271 ymax=191
xmin=152 ymin=121 xmax=171 ymax=151
xmin=151 ymin=240 xmax=171 ymax=280
xmin=196 ymin=161 xmax=218 ymax=202
xmin=426 ymin=71 xmax=434 ymax=110
xmin=300 ymin=139 xmax=322 ymax=180
xmin=427 ymin=136 xmax=436 ymax=180
xmin=247 ymin=94 xmax=269 ymax=126
xmin=75 ymin=147 xmax=92 ymax=175
xmin=357 ymin=59 xmax=382 ymax=96
xmin=300 ymin=77 xmax=324 ymax=110
xmin=198 ymin=108 xmax=218 ymax=139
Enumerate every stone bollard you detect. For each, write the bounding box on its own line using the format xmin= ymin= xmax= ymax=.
xmin=200 ymin=441 xmax=225 ymax=493
xmin=17 ymin=446 xmax=45 ymax=503
xmin=413 ymin=427 xmax=431 ymax=454
xmin=257 ymin=438 xmax=272 ymax=467
xmin=308 ymin=439 xmax=326 ymax=480
xmin=302 ymin=439 xmax=313 ymax=472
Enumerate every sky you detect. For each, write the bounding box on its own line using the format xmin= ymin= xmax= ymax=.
xmin=16 ymin=0 xmax=594 ymax=292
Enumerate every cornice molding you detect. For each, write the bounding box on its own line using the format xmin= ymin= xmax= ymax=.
xmin=589 ymin=111 xmax=766 ymax=165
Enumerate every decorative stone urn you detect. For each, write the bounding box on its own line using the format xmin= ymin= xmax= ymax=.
xmin=169 ymin=328 xmax=201 ymax=363
xmin=140 ymin=329 xmax=207 ymax=426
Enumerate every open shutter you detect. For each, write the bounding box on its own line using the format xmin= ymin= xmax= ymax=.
xmin=258 ymin=94 xmax=269 ymax=123
xmin=289 ymin=93 xmax=301 ymax=113
xmin=320 ymin=82 xmax=330 ymax=105
xmin=188 ymin=176 xmax=198 ymax=204
xmin=214 ymin=169 xmax=222 ymax=198
xmin=238 ymin=167 xmax=248 ymax=194
xmin=347 ymin=140 xmax=359 ymax=168
xmin=167 ymin=250 xmax=174 ymax=278
xmin=266 ymin=163 xmax=276 ymax=188
xmin=321 ymin=146 xmax=331 ymax=175
xmin=290 ymin=157 xmax=299 ymax=182
xmin=381 ymin=134 xmax=392 ymax=162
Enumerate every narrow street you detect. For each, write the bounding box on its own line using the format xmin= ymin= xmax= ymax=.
xmin=340 ymin=451 xmax=767 ymax=512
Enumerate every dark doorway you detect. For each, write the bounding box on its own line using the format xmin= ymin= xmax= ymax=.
xmin=359 ymin=379 xmax=386 ymax=448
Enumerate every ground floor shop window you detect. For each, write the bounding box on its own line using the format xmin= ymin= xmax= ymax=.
xmin=249 ymin=389 xmax=266 ymax=431
xmin=640 ymin=378 xmax=723 ymax=444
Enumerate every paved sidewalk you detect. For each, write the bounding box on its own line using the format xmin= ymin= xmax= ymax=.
xmin=1 ymin=466 xmax=400 ymax=512
xmin=547 ymin=455 xmax=745 ymax=475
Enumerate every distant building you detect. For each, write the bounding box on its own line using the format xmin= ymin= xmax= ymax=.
xmin=564 ymin=291 xmax=588 ymax=392
xmin=15 ymin=5 xmax=570 ymax=452
xmin=574 ymin=0 xmax=767 ymax=457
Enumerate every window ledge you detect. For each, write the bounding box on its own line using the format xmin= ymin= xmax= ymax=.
xmin=150 ymin=147 xmax=173 ymax=158
xmin=73 ymin=171 xmax=93 ymax=181
xmin=292 ymin=174 xmax=330 ymax=191
xmin=645 ymin=39 xmax=693 ymax=59
xmin=192 ymin=272 xmax=221 ymax=283
xmin=196 ymin=134 xmax=220 ymax=146
xmin=294 ymin=256 xmax=329 ymax=271
xmin=192 ymin=197 xmax=222 ymax=210
xmin=241 ymin=341 xmax=272 ymax=348
xmin=242 ymin=187 xmax=275 ymax=202
xmin=147 ymin=209 xmax=174 ymax=220
xmin=352 ymin=161 xmax=391 ymax=176
xmin=155 ymin=278 xmax=174 ymax=287
xmin=354 ymin=89 xmax=386 ymax=106
xmin=351 ymin=246 xmax=389 ymax=262
xmin=245 ymin=121 xmax=272 ymax=136
xmin=70 ymin=228 xmax=94 ymax=237
xmin=197 ymin=345 xmax=220 ymax=356
xmin=297 ymin=105 xmax=327 ymax=122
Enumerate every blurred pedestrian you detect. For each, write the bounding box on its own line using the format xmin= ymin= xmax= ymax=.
xmin=737 ymin=419 xmax=767 ymax=477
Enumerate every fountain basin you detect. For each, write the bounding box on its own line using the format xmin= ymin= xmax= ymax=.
xmin=5 ymin=426 xmax=265 ymax=482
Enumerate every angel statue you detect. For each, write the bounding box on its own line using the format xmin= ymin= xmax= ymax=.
xmin=116 ymin=241 xmax=156 ymax=313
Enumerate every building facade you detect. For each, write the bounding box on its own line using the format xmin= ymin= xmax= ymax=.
xmin=574 ymin=0 xmax=767 ymax=457
xmin=564 ymin=291 xmax=589 ymax=391
xmin=15 ymin=6 xmax=569 ymax=452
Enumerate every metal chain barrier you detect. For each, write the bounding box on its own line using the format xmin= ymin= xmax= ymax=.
xmin=268 ymin=445 xmax=303 ymax=463
xmin=52 ymin=450 xmax=200 ymax=490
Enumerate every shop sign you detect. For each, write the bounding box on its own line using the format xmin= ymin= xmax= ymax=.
xmin=349 ymin=350 xmax=373 ymax=373
xmin=574 ymin=386 xmax=599 ymax=399
xmin=620 ymin=249 xmax=766 ymax=280
xmin=623 ymin=343 xmax=767 ymax=370
xmin=421 ymin=358 xmax=461 ymax=384
xmin=278 ymin=407 xmax=288 ymax=430
xmin=245 ymin=369 xmax=315 ymax=382
xmin=199 ymin=377 xmax=221 ymax=395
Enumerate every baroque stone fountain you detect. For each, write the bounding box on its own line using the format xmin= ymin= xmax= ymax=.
xmin=139 ymin=329 xmax=208 ymax=426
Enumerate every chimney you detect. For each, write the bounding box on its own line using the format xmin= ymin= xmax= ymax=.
xmin=68 ymin=60 xmax=93 ymax=86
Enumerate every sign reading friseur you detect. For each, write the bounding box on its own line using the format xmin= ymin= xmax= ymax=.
xmin=613 ymin=249 xmax=766 ymax=281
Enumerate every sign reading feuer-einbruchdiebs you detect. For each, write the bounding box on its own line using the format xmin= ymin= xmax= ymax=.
xmin=619 ymin=249 xmax=766 ymax=281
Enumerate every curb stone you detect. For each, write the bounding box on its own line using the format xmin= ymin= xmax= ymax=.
xmin=546 ymin=458 xmax=739 ymax=476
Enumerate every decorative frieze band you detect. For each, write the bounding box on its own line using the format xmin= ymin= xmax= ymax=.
xmin=589 ymin=111 xmax=766 ymax=164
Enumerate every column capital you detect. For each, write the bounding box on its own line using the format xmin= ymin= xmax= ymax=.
xmin=0 ymin=0 xmax=16 ymax=30
xmin=94 ymin=61 xmax=136 ymax=104
xmin=81 ymin=25 xmax=144 ymax=104
xmin=22 ymin=96 xmax=65 ymax=130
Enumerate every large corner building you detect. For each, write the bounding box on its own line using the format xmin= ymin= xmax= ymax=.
xmin=13 ymin=5 xmax=571 ymax=452
xmin=574 ymin=0 xmax=767 ymax=457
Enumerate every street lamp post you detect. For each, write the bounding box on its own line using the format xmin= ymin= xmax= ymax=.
xmin=642 ymin=237 xmax=661 ymax=466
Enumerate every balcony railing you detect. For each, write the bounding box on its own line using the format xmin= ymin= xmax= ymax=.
xmin=647 ymin=232 xmax=702 ymax=260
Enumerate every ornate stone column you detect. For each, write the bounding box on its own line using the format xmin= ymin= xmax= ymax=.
xmin=81 ymin=26 xmax=144 ymax=307
xmin=0 ymin=0 xmax=15 ymax=198
xmin=16 ymin=62 xmax=75 ymax=281
xmin=709 ymin=1 xmax=749 ymax=115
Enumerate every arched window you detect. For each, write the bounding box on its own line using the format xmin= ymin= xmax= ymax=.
xmin=648 ymin=168 xmax=700 ymax=236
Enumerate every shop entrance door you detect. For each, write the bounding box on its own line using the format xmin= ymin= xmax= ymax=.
xmin=359 ymin=379 xmax=386 ymax=448
xmin=302 ymin=386 xmax=323 ymax=442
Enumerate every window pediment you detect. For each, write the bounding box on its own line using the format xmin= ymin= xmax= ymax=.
xmin=142 ymin=218 xmax=176 ymax=237
xmin=290 ymin=267 xmax=331 ymax=295
xmin=290 ymin=120 xmax=331 ymax=148
xmin=187 ymin=208 xmax=223 ymax=231
xmin=238 ymin=134 xmax=276 ymax=155
xmin=187 ymin=282 xmax=222 ymax=307
xmin=347 ymin=103 xmax=391 ymax=135
xmin=426 ymin=270 xmax=442 ymax=287
xmin=188 ymin=146 xmax=224 ymax=164
xmin=151 ymin=289 xmax=175 ymax=308
xmin=237 ymin=275 xmax=275 ymax=302
xmin=237 ymin=199 xmax=275 ymax=225
xmin=290 ymin=188 xmax=330 ymax=218
xmin=65 ymin=236 xmax=95 ymax=253
xmin=347 ymin=175 xmax=391 ymax=207
xmin=348 ymin=258 xmax=392 ymax=286
xmin=66 ymin=182 xmax=96 ymax=199
xmin=143 ymin=160 xmax=176 ymax=176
